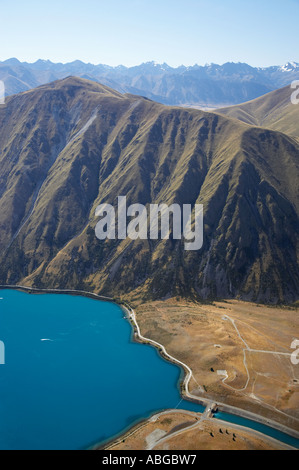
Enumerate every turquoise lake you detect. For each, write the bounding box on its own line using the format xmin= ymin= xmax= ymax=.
xmin=0 ymin=289 xmax=298 ymax=450
xmin=0 ymin=289 xmax=204 ymax=450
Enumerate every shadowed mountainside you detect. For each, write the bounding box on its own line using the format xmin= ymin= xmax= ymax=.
xmin=0 ymin=77 xmax=298 ymax=303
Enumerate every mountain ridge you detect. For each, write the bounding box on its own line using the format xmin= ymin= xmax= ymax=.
xmin=217 ymin=85 xmax=299 ymax=140
xmin=0 ymin=77 xmax=298 ymax=303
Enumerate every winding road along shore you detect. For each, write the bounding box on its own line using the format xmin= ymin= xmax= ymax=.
xmin=1 ymin=284 xmax=299 ymax=449
xmin=121 ymin=302 xmax=299 ymax=447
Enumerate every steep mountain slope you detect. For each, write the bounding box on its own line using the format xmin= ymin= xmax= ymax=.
xmin=0 ymin=77 xmax=298 ymax=303
xmin=218 ymin=85 xmax=299 ymax=140
xmin=1 ymin=59 xmax=299 ymax=107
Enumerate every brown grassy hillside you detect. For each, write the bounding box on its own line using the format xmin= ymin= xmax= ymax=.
xmin=0 ymin=77 xmax=298 ymax=302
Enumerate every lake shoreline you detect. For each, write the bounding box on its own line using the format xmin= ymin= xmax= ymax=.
xmin=100 ymin=409 xmax=295 ymax=451
xmin=1 ymin=284 xmax=298 ymax=449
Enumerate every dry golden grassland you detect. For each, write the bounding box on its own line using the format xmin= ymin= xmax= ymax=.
xmin=135 ymin=299 xmax=299 ymax=430
xmin=108 ymin=410 xmax=284 ymax=450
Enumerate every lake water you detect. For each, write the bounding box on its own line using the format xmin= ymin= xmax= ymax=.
xmin=0 ymin=289 xmax=298 ymax=450
xmin=0 ymin=289 xmax=204 ymax=450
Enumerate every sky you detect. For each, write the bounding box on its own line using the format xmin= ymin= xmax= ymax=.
xmin=1 ymin=0 xmax=298 ymax=67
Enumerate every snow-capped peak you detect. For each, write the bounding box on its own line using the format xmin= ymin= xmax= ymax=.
xmin=280 ymin=61 xmax=299 ymax=72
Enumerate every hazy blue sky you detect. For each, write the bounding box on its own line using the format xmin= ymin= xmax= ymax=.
xmin=1 ymin=0 xmax=298 ymax=67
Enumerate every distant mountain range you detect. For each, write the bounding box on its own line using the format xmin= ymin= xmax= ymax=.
xmin=1 ymin=58 xmax=299 ymax=107
xmin=0 ymin=77 xmax=298 ymax=302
